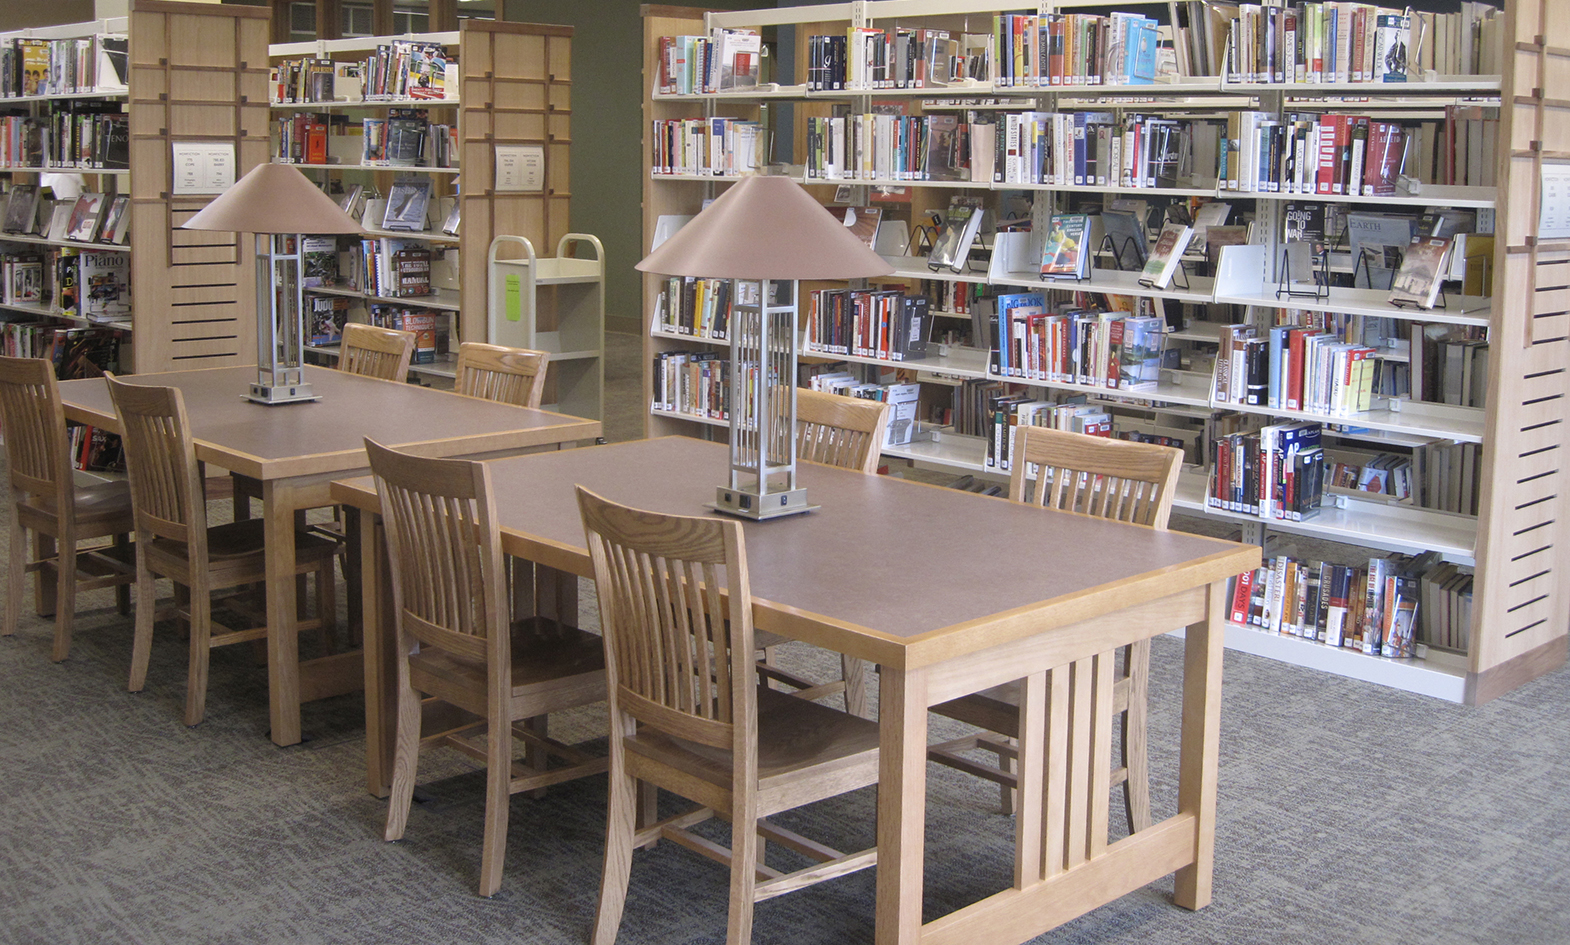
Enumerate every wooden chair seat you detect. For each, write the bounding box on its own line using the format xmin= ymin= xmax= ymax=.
xmin=108 ymin=376 xmax=340 ymax=725
xmin=927 ymin=425 xmax=1180 ymax=834
xmin=369 ymin=440 xmax=608 ymax=898
xmin=628 ymin=685 xmax=880 ymax=794
xmin=2 ymin=354 xmax=136 ymax=662
xmin=406 ymin=617 xmax=605 ymax=713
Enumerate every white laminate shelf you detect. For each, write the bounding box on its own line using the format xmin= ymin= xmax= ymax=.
xmin=0 ymin=234 xmax=128 ymax=252
xmin=279 ymin=161 xmax=460 ymax=175
xmin=0 ymin=164 xmax=127 ymax=175
xmin=270 ymin=97 xmax=460 ymax=109
xmin=359 ymin=226 xmax=459 ymax=244
xmin=0 ymin=89 xmax=127 ymax=104
xmin=650 ymin=406 xmax=729 ymax=428
xmin=305 ymin=285 xmax=461 ymax=312
xmin=1213 ymin=622 xmax=1469 ymax=702
xmin=1216 ymin=397 xmax=1485 ymax=443
xmin=1242 ymin=183 xmax=1495 ymax=209
xmin=1173 ymin=467 xmax=1476 ymax=560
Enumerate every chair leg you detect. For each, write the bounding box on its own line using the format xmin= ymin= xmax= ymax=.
xmin=1121 ymin=639 xmax=1152 ymax=834
xmin=841 ymin=655 xmax=867 ymax=717
xmin=383 ymin=664 xmax=423 ymax=843
xmin=725 ymin=794 xmax=760 ymax=945
xmin=344 ymin=508 xmax=363 ymax=646
xmin=50 ymin=533 xmax=78 ymax=662
xmin=315 ymin=557 xmax=336 ymax=655
xmin=32 ymin=531 xmax=56 ymax=616
xmin=591 ymin=725 xmax=637 ymax=945
xmin=477 ymin=709 xmax=513 ymax=897
xmin=114 ymin=534 xmax=131 ymax=615
xmin=4 ymin=514 xmax=23 ymax=638
xmin=184 ymin=581 xmax=213 ymax=726
xmin=524 ymin=715 xmax=548 ymax=799
xmin=127 ymin=545 xmax=157 ymax=692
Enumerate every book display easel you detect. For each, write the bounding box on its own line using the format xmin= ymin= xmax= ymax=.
xmin=642 ymin=0 xmax=1568 ymax=704
xmin=268 ymin=20 xmax=596 ymax=417
xmin=0 ymin=2 xmax=269 ymax=376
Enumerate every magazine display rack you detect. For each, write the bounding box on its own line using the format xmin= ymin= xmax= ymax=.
xmin=642 ymin=1 xmax=1568 ymax=705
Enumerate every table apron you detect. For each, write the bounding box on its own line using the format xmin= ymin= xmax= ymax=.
xmin=923 ymin=587 xmax=1206 ymax=707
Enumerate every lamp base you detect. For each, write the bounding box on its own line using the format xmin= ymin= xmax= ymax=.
xmin=710 ymin=485 xmax=817 ymax=521
xmin=246 ymin=381 xmax=319 ymax=405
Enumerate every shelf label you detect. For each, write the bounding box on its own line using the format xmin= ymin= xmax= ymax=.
xmin=495 ymin=145 xmax=544 ymax=192
xmin=172 ymin=142 xmax=235 ymax=195
xmin=1539 ymin=163 xmax=1570 ymax=240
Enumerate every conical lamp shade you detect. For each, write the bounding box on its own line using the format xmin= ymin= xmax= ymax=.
xmin=181 ymin=162 xmax=362 ymax=235
xmin=636 ymin=174 xmax=893 ymax=280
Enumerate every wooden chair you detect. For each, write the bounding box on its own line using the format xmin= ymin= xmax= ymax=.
xmin=0 ymin=355 xmax=135 ymax=661
xmin=454 ymin=342 xmax=549 ymax=409
xmin=338 ymin=323 xmax=415 ymax=382
xmin=368 ymin=439 xmax=607 ymax=898
xmin=927 ymin=425 xmax=1182 ymax=834
xmin=578 ymin=486 xmax=879 ymax=945
xmin=751 ymin=387 xmax=891 ymax=717
xmin=107 ymin=376 xmax=339 ymax=726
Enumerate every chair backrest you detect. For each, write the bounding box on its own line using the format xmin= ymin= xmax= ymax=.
xmin=339 ymin=323 xmax=415 ymax=382
xmin=0 ymin=355 xmax=70 ymax=507
xmin=365 ymin=438 xmax=508 ymax=665
xmin=106 ymin=375 xmax=206 ymax=549
xmin=794 ymin=387 xmax=891 ymax=475
xmin=454 ymin=342 xmax=548 ymax=409
xmin=577 ymin=486 xmax=755 ymax=759
xmin=1008 ymin=425 xmax=1182 ymax=528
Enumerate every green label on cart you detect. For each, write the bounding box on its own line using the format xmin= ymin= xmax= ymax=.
xmin=505 ymin=273 xmax=522 ymax=321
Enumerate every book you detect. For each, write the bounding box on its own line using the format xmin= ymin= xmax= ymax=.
xmin=308 ymin=295 xmax=349 ymax=345
xmin=1100 ymin=209 xmax=1147 ymax=271
xmin=96 ymin=195 xmax=130 ymax=245
xmin=302 ymin=236 xmax=340 ymax=287
xmin=64 ymin=193 xmax=108 ymax=243
xmin=337 ymin=184 xmax=365 ymax=217
xmin=825 ymin=205 xmax=883 ymax=249
xmin=3 ymin=184 xmax=39 ymax=234
xmin=439 ymin=201 xmax=461 ymax=236
xmin=927 ymin=201 xmax=984 ymax=272
xmin=1388 ymin=236 xmax=1452 ymax=309
xmin=1038 ymin=213 xmax=1089 ymax=279
xmin=1139 ymin=222 xmax=1193 ymax=288
xmin=79 ymin=251 xmax=130 ymax=321
xmin=382 ymin=179 xmax=432 ymax=231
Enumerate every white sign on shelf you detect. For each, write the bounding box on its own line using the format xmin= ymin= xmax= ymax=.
xmin=1538 ymin=163 xmax=1570 ymax=240
xmin=171 ymin=142 xmax=235 ymax=195
xmin=494 ymin=145 xmax=544 ymax=193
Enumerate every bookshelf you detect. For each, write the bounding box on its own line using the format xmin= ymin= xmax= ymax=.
xmin=641 ymin=0 xmax=1567 ymax=704
xmin=0 ymin=3 xmax=270 ymax=376
xmin=268 ymin=20 xmax=595 ymax=416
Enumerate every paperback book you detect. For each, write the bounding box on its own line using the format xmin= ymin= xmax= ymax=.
xmin=80 ymin=251 xmax=130 ymax=321
xmin=64 ymin=193 xmax=107 ymax=242
xmin=1100 ymin=209 xmax=1147 ymax=271
xmin=1140 ymin=222 xmax=1194 ymax=289
xmin=927 ymin=200 xmax=984 ymax=272
xmin=382 ymin=179 xmax=432 ymax=231
xmin=1388 ymin=237 xmax=1452 ymax=309
xmin=1038 ymin=213 xmax=1090 ymax=280
xmin=3 ymin=184 xmax=38 ymax=234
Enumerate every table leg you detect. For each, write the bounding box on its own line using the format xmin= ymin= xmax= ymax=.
xmin=361 ymin=509 xmax=395 ymax=797
xmin=876 ymin=665 xmax=928 ymax=945
xmin=1173 ymin=579 xmax=1226 ymax=910
xmin=264 ymin=480 xmax=303 ymax=747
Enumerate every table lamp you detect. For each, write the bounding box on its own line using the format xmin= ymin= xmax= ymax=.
xmin=181 ymin=163 xmax=362 ymax=405
xmin=637 ymin=174 xmax=893 ymax=519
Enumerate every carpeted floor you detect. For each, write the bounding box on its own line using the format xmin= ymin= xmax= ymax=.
xmin=2 ymin=333 xmax=1567 ymax=944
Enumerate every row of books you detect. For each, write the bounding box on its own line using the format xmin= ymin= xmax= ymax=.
xmin=1206 ymin=421 xmax=1326 ymax=521
xmin=360 ymin=41 xmax=456 ymax=102
xmin=353 ymin=239 xmax=432 ymax=300
xmin=0 ymin=107 xmax=129 ymax=170
xmin=654 ymin=276 xmax=731 ymax=341
xmin=367 ymin=305 xmax=445 ymax=363
xmin=805 ymin=373 xmax=921 ymax=448
xmin=803 ymin=288 xmax=932 ymax=362
xmin=1212 ymin=322 xmax=1379 ymax=415
xmin=1325 ymin=449 xmax=1412 ymax=500
xmin=985 ymin=296 xmax=1166 ymax=393
xmin=0 ymin=322 xmax=119 ymax=375
xmin=1324 ymin=441 xmax=1481 ymax=516
xmin=993 ymin=12 xmax=1160 ymax=88
xmin=655 ymin=29 xmax=762 ymax=94
xmin=652 ymin=350 xmax=730 ymax=420
xmin=812 ymin=26 xmax=992 ymax=92
xmin=1222 ymin=111 xmax=1404 ymax=196
xmin=0 ymin=34 xmax=127 ymax=98
xmin=918 ymin=278 xmax=987 ymax=316
xmin=1220 ymin=3 xmax=1504 ymax=84
xmin=67 ymin=424 xmax=123 ymax=473
xmin=3 ymin=188 xmax=130 ymax=246
xmin=362 ymin=110 xmax=456 ymax=168
xmin=984 ymin=396 xmax=1114 ymax=473
xmin=649 ymin=116 xmax=767 ymax=177
xmin=1231 ymin=551 xmax=1444 ymax=659
xmin=0 ymin=248 xmax=128 ymax=321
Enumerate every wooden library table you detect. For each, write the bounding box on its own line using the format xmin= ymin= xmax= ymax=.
xmin=57 ymin=365 xmax=601 ymax=747
xmin=331 ymin=436 xmax=1258 ymax=945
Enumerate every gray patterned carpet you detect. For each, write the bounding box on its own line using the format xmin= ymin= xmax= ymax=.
xmin=2 ymin=334 xmax=1567 ymax=944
